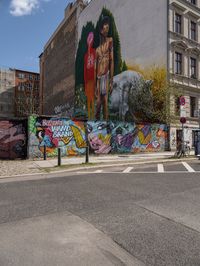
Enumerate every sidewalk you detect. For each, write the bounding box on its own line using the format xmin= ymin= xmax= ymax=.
xmin=0 ymin=151 xmax=186 ymax=178
xmin=34 ymin=151 xmax=175 ymax=169
xmin=0 ymin=212 xmax=144 ymax=266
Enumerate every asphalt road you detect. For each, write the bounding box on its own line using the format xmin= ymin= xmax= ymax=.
xmin=0 ymin=160 xmax=200 ymax=265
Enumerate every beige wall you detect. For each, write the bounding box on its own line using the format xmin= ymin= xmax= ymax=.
xmin=78 ymin=0 xmax=168 ymax=68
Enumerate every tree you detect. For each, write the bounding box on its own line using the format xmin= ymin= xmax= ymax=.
xmin=143 ymin=66 xmax=182 ymax=124
xmin=121 ymin=61 xmax=128 ymax=72
xmin=127 ymin=64 xmax=183 ymax=124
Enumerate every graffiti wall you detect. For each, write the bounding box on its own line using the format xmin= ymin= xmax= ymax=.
xmin=0 ymin=119 xmax=27 ymax=159
xmin=28 ymin=116 xmax=168 ymax=158
xmin=87 ymin=121 xmax=168 ymax=154
xmin=28 ymin=116 xmax=86 ymax=158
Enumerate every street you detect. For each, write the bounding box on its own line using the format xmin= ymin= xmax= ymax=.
xmin=0 ymin=160 xmax=200 ymax=265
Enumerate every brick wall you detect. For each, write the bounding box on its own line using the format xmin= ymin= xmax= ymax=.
xmin=41 ymin=8 xmax=78 ymax=117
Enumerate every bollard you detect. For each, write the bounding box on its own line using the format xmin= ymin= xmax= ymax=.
xmin=84 ymin=121 xmax=89 ymax=164
xmin=85 ymin=145 xmax=89 ymax=164
xmin=43 ymin=145 xmax=47 ymax=161
xmin=58 ymin=148 xmax=61 ymax=166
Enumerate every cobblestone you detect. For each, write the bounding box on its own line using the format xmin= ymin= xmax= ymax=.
xmin=0 ymin=160 xmax=42 ymax=177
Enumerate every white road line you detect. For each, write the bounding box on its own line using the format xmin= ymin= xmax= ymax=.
xmin=182 ymin=162 xmax=195 ymax=172
xmin=157 ymin=164 xmax=164 ymax=173
xmin=95 ymin=170 xmax=103 ymax=173
xmin=123 ymin=167 xmax=134 ymax=173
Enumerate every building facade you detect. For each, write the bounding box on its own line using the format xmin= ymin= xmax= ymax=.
xmin=0 ymin=68 xmax=39 ymax=118
xmin=40 ymin=0 xmax=200 ymax=150
xmin=0 ymin=68 xmax=15 ymax=118
xmin=39 ymin=0 xmax=86 ymax=117
xmin=169 ymin=0 xmax=200 ymax=149
xmin=14 ymin=69 xmax=40 ymax=117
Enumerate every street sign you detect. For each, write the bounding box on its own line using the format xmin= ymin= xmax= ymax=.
xmin=179 ymin=96 xmax=186 ymax=106
xmin=180 ymin=117 xmax=186 ymax=124
xmin=180 ymin=106 xmax=186 ymax=118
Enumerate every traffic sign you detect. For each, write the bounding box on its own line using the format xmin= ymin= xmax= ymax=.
xmin=179 ymin=96 xmax=186 ymax=106
xmin=180 ymin=117 xmax=186 ymax=124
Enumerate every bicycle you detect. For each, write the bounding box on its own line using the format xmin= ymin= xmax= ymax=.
xmin=174 ymin=141 xmax=190 ymax=158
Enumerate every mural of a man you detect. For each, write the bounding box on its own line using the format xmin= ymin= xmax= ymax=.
xmin=84 ymin=32 xmax=96 ymax=120
xmin=96 ymin=16 xmax=114 ymax=120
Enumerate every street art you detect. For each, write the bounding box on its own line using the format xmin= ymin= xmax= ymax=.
xmin=29 ymin=116 xmax=86 ymax=158
xmin=28 ymin=116 xmax=168 ymax=158
xmin=54 ymin=103 xmax=73 ymax=117
xmin=0 ymin=120 xmax=27 ymax=159
xmin=95 ymin=16 xmax=114 ymax=121
xmin=84 ymin=32 xmax=96 ymax=120
xmin=87 ymin=121 xmax=168 ymax=154
xmin=74 ymin=7 xmax=153 ymax=122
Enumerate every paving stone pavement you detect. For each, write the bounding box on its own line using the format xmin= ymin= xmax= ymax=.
xmin=0 ymin=160 xmax=43 ymax=177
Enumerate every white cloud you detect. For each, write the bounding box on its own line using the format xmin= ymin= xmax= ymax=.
xmin=10 ymin=0 xmax=50 ymax=16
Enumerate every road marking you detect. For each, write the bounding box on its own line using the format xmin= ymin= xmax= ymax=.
xmin=157 ymin=164 xmax=164 ymax=173
xmin=76 ymin=171 xmax=200 ymax=175
xmin=182 ymin=162 xmax=195 ymax=172
xmin=95 ymin=170 xmax=103 ymax=173
xmin=123 ymin=167 xmax=134 ymax=173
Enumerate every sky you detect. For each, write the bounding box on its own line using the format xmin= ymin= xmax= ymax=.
xmin=0 ymin=0 xmax=71 ymax=73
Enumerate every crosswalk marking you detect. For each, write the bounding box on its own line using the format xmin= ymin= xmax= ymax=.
xmin=123 ymin=167 xmax=134 ymax=173
xmin=182 ymin=162 xmax=195 ymax=172
xmin=95 ymin=170 xmax=103 ymax=173
xmin=157 ymin=164 xmax=164 ymax=173
xmin=77 ymin=162 xmax=199 ymax=175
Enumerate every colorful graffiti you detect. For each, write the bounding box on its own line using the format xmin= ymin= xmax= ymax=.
xmin=29 ymin=116 xmax=86 ymax=157
xmin=29 ymin=116 xmax=168 ymax=158
xmin=87 ymin=121 xmax=168 ymax=154
xmin=0 ymin=120 xmax=27 ymax=159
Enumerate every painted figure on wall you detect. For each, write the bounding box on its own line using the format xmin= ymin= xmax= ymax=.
xmin=96 ymin=16 xmax=114 ymax=120
xmin=84 ymin=32 xmax=96 ymax=120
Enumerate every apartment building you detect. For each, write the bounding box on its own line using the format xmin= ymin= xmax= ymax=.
xmin=0 ymin=68 xmax=15 ymax=118
xmin=169 ymin=0 xmax=200 ymax=148
xmin=0 ymin=67 xmax=39 ymax=118
xmin=15 ymin=69 xmax=40 ymax=117
xmin=39 ymin=0 xmax=86 ymax=117
xmin=40 ymin=0 xmax=200 ymax=149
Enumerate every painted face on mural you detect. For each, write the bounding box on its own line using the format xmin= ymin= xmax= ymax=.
xmin=87 ymin=32 xmax=94 ymax=48
xmin=100 ymin=16 xmax=110 ymax=38
xmin=101 ymin=23 xmax=109 ymax=37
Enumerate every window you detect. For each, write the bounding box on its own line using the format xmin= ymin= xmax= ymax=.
xmin=26 ymin=83 xmax=33 ymax=90
xmin=29 ymin=75 xmax=33 ymax=80
xmin=190 ymin=96 xmax=196 ymax=117
xmin=175 ymin=13 xmax=182 ymax=34
xmin=191 ymin=21 xmax=197 ymax=41
xmin=190 ymin=0 xmax=196 ymax=5
xmin=18 ymin=82 xmax=25 ymax=91
xmin=175 ymin=52 xmax=182 ymax=75
xmin=18 ymin=73 xmax=25 ymax=79
xmin=190 ymin=57 xmax=197 ymax=79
